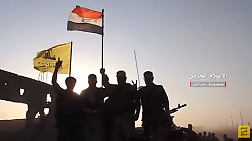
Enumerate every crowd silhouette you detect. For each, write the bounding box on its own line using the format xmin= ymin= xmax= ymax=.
xmin=49 ymin=59 xmax=251 ymax=141
xmin=183 ymin=124 xmax=251 ymax=141
xmin=197 ymin=131 xmax=225 ymax=141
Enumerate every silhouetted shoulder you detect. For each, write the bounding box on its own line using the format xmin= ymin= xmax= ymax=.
xmin=73 ymin=92 xmax=79 ymax=96
xmin=137 ymin=86 xmax=146 ymax=95
xmin=155 ymin=84 xmax=164 ymax=88
xmin=126 ymin=83 xmax=133 ymax=86
xmin=72 ymin=92 xmax=81 ymax=103
xmin=80 ymin=89 xmax=87 ymax=96
xmin=155 ymin=85 xmax=166 ymax=91
xmin=106 ymin=84 xmax=118 ymax=91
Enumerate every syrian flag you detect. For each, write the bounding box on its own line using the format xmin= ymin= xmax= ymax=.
xmin=67 ymin=6 xmax=103 ymax=35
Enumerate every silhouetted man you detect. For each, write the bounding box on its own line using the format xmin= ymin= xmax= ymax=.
xmin=52 ymin=59 xmax=81 ymax=141
xmin=198 ymin=132 xmax=203 ymax=141
xmin=207 ymin=132 xmax=212 ymax=141
xmin=251 ymin=128 xmax=252 ymax=141
xmin=211 ymin=133 xmax=219 ymax=141
xmin=100 ymin=68 xmax=140 ymax=141
xmin=180 ymin=124 xmax=199 ymax=141
xmin=137 ymin=71 xmax=172 ymax=139
xmin=80 ymin=74 xmax=105 ymax=141
xmin=250 ymin=128 xmax=252 ymax=141
xmin=223 ymin=134 xmax=232 ymax=141
xmin=202 ymin=131 xmax=207 ymax=141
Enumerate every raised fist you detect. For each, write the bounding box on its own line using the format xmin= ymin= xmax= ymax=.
xmin=100 ymin=68 xmax=105 ymax=74
xmin=55 ymin=58 xmax=62 ymax=69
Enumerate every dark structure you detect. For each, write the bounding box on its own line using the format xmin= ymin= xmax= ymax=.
xmin=0 ymin=69 xmax=56 ymax=128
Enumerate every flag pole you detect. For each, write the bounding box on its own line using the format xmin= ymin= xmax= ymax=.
xmin=239 ymin=110 xmax=244 ymax=125
xmin=231 ymin=115 xmax=234 ymax=128
xmin=225 ymin=118 xmax=228 ymax=128
xmin=69 ymin=41 xmax=73 ymax=77
xmin=46 ymin=72 xmax=48 ymax=83
xmin=42 ymin=73 xmax=44 ymax=82
xmin=134 ymin=50 xmax=141 ymax=87
xmin=38 ymin=72 xmax=41 ymax=81
xmin=101 ymin=9 xmax=104 ymax=87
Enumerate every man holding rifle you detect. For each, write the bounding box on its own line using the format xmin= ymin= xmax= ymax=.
xmin=137 ymin=71 xmax=173 ymax=140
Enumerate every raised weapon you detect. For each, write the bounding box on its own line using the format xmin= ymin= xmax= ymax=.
xmin=170 ymin=103 xmax=187 ymax=114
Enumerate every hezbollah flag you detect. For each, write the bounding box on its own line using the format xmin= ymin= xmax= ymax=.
xmin=67 ymin=6 xmax=103 ymax=35
xmin=33 ymin=42 xmax=71 ymax=74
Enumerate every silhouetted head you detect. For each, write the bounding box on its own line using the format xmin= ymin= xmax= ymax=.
xmin=65 ymin=77 xmax=76 ymax=91
xmin=223 ymin=134 xmax=227 ymax=138
xmin=203 ymin=132 xmax=206 ymax=136
xmin=144 ymin=71 xmax=154 ymax=86
xmin=88 ymin=74 xmax=97 ymax=88
xmin=212 ymin=133 xmax=215 ymax=137
xmin=198 ymin=132 xmax=202 ymax=136
xmin=116 ymin=70 xmax=127 ymax=85
xmin=188 ymin=124 xmax=193 ymax=130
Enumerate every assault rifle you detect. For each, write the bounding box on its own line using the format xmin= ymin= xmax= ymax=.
xmin=169 ymin=104 xmax=187 ymax=130
xmin=134 ymin=103 xmax=188 ymax=140
xmin=170 ymin=103 xmax=187 ymax=114
xmin=157 ymin=103 xmax=187 ymax=121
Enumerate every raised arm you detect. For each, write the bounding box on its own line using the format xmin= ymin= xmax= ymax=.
xmin=159 ymin=86 xmax=170 ymax=112
xmin=52 ymin=58 xmax=64 ymax=93
xmin=131 ymin=80 xmax=141 ymax=121
xmin=100 ymin=68 xmax=110 ymax=88
xmin=134 ymin=95 xmax=141 ymax=121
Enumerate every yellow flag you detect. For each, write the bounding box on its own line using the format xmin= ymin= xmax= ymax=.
xmin=33 ymin=42 xmax=71 ymax=74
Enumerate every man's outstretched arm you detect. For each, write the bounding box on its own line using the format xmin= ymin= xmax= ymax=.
xmin=52 ymin=59 xmax=64 ymax=93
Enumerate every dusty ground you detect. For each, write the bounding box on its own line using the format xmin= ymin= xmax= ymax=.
xmin=0 ymin=119 xmax=243 ymax=141
xmin=0 ymin=118 xmax=57 ymax=141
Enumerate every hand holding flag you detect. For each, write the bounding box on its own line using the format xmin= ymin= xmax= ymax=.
xmin=55 ymin=58 xmax=62 ymax=69
xmin=100 ymin=68 xmax=105 ymax=75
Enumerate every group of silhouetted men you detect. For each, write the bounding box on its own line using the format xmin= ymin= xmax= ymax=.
xmin=197 ymin=131 xmax=220 ymax=141
xmin=197 ymin=130 xmax=252 ymax=141
xmin=52 ymin=59 xmax=173 ymax=141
